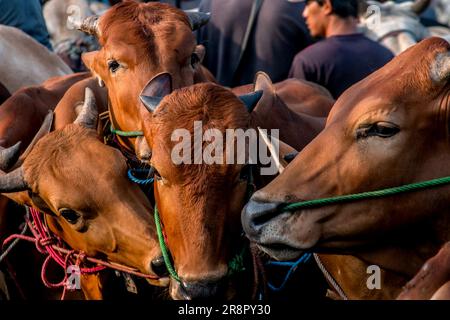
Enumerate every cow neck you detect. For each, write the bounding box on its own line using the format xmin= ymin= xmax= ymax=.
xmin=106 ymin=99 xmax=143 ymax=150
xmin=151 ymin=164 xmax=266 ymax=299
xmin=100 ymin=109 xmax=143 ymax=168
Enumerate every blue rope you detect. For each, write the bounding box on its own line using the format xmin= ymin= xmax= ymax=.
xmin=266 ymin=253 xmax=312 ymax=292
xmin=127 ymin=168 xmax=154 ymax=185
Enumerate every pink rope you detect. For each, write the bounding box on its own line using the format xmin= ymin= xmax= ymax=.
xmin=1 ymin=206 xmax=160 ymax=297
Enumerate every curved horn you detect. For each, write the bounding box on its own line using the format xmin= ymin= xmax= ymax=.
xmin=74 ymin=15 xmax=101 ymax=38
xmin=411 ymin=0 xmax=431 ymax=15
xmin=74 ymin=87 xmax=98 ymax=129
xmin=0 ymin=167 xmax=28 ymax=193
xmin=185 ymin=11 xmax=211 ymax=31
xmin=0 ymin=142 xmax=21 ymax=172
xmin=239 ymin=90 xmax=263 ymax=113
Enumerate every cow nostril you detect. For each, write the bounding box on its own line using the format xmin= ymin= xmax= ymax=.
xmin=151 ymin=256 xmax=169 ymax=277
xmin=242 ymin=199 xmax=282 ymax=234
xmin=181 ymin=279 xmax=226 ymax=300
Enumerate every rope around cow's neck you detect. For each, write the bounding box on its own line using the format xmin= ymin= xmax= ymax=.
xmin=1 ymin=206 xmax=160 ymax=299
xmin=154 ymin=206 xmax=181 ymax=282
xmin=280 ymin=176 xmax=450 ymax=212
xmin=110 ymin=125 xmax=143 ymax=137
xmin=154 ymin=206 xmax=247 ymax=283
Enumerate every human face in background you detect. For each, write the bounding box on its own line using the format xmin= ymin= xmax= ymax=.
xmin=302 ymin=0 xmax=329 ymax=38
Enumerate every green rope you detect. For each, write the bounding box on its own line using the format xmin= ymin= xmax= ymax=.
xmin=154 ymin=206 xmax=180 ymax=282
xmin=227 ymin=246 xmax=247 ymax=277
xmin=110 ymin=125 xmax=143 ymax=137
xmin=282 ymin=176 xmax=450 ymax=212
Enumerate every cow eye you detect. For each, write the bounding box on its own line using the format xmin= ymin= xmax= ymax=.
xmin=356 ymin=122 xmax=400 ymax=139
xmin=108 ymin=60 xmax=121 ymax=73
xmin=190 ymin=53 xmax=200 ymax=68
xmin=59 ymin=209 xmax=81 ymax=224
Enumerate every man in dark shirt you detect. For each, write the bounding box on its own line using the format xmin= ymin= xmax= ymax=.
xmin=0 ymin=0 xmax=52 ymax=51
xmin=197 ymin=0 xmax=312 ymax=87
xmin=288 ymin=0 xmax=394 ymax=99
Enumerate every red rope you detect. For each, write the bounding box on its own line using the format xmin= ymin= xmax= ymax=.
xmin=1 ymin=206 xmax=160 ymax=299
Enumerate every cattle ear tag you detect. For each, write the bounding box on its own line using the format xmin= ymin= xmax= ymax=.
xmin=122 ymin=272 xmax=138 ymax=294
xmin=239 ymin=90 xmax=263 ymax=113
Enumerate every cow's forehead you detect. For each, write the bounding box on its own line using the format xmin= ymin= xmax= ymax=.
xmin=24 ymin=126 xmax=126 ymax=192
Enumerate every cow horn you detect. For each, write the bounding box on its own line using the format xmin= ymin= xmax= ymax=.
xmin=0 ymin=167 xmax=28 ymax=193
xmin=74 ymin=15 xmax=101 ymax=38
xmin=74 ymin=87 xmax=98 ymax=129
xmin=239 ymin=90 xmax=263 ymax=113
xmin=411 ymin=0 xmax=431 ymax=15
xmin=185 ymin=11 xmax=211 ymax=31
xmin=0 ymin=142 xmax=21 ymax=172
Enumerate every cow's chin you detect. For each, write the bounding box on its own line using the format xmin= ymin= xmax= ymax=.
xmin=146 ymin=276 xmax=170 ymax=287
xmin=253 ymin=210 xmax=323 ymax=260
xmin=257 ymin=243 xmax=304 ymax=261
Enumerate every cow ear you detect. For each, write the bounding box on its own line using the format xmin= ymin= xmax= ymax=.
xmin=194 ymin=45 xmax=206 ymax=63
xmin=140 ymin=73 xmax=173 ymax=113
xmin=239 ymin=91 xmax=263 ymax=113
xmin=250 ymin=72 xmax=277 ymax=113
xmin=82 ymin=51 xmax=104 ymax=87
xmin=82 ymin=51 xmax=98 ymax=72
xmin=254 ymin=71 xmax=275 ymax=93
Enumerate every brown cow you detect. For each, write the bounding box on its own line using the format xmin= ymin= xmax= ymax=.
xmin=242 ymin=37 xmax=450 ymax=299
xmin=0 ymin=73 xmax=91 ymax=152
xmin=0 ymin=89 xmax=167 ymax=299
xmin=232 ymin=77 xmax=335 ymax=118
xmin=138 ymin=71 xmax=320 ymax=299
xmin=76 ymin=1 xmax=211 ymax=159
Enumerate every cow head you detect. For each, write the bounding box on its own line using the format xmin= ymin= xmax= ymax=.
xmin=77 ymin=1 xmax=209 ymax=158
xmin=242 ymin=38 xmax=450 ymax=270
xmin=138 ymin=73 xmax=281 ymax=299
xmin=0 ymin=88 xmax=167 ymax=287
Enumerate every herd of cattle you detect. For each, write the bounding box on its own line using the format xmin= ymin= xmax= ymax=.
xmin=0 ymin=0 xmax=450 ymax=301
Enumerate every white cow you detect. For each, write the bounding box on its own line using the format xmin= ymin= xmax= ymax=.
xmin=0 ymin=26 xmax=72 ymax=94
xmin=359 ymin=0 xmax=450 ymax=54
